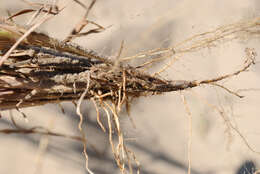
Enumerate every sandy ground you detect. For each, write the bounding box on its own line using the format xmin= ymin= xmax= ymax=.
xmin=1 ymin=0 xmax=260 ymax=174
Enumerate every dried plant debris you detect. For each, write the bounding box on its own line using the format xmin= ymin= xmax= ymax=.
xmin=0 ymin=17 xmax=257 ymax=110
xmin=0 ymin=2 xmax=260 ymax=173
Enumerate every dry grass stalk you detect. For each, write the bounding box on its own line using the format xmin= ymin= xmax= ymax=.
xmin=180 ymin=92 xmax=192 ymax=174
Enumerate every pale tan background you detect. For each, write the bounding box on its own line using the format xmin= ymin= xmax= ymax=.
xmin=0 ymin=0 xmax=260 ymax=174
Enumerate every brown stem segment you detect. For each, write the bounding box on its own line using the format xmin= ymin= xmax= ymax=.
xmin=0 ymin=47 xmax=255 ymax=110
xmin=0 ymin=19 xmax=256 ymax=110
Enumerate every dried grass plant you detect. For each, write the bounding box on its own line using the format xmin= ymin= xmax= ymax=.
xmin=0 ymin=0 xmax=260 ymax=173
